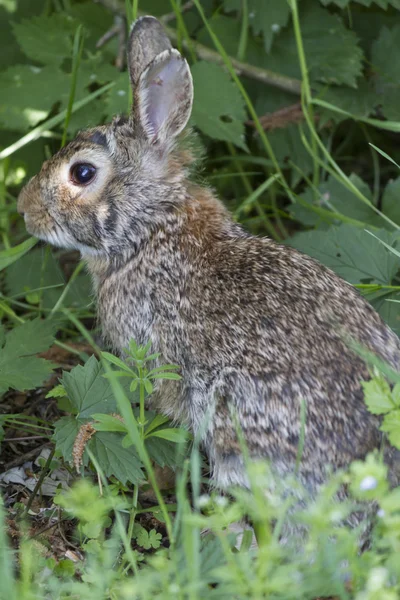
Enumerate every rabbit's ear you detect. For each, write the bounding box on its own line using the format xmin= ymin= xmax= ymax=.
xmin=135 ymin=49 xmax=193 ymax=146
xmin=127 ymin=16 xmax=172 ymax=88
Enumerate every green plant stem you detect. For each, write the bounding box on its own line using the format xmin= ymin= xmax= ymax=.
xmin=127 ymin=483 xmax=139 ymax=542
xmin=237 ymin=0 xmax=248 ymax=61
xmin=170 ymin=0 xmax=196 ymax=61
xmin=61 ymin=25 xmax=84 ymax=148
xmin=49 ymin=260 xmax=85 ymax=318
xmin=132 ymin=0 xmax=138 ymax=20
xmin=289 ymin=0 xmax=319 ymax=191
xmin=23 ymin=448 xmax=55 ymax=517
xmin=139 ymin=366 xmax=145 ymax=438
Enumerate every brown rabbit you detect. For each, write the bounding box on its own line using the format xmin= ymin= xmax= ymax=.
xmin=18 ymin=16 xmax=400 ymax=501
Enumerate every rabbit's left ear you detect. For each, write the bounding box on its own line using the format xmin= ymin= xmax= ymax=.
xmin=135 ymin=49 xmax=193 ymax=146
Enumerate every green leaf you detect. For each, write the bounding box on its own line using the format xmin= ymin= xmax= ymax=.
xmin=151 ymin=372 xmax=182 ymax=381
xmin=255 ymin=2 xmax=363 ymax=87
xmin=145 ymin=413 xmax=171 ymax=436
xmin=90 ymin=432 xmax=144 ymax=485
xmin=288 ymin=225 xmax=400 ymax=285
xmin=0 ymin=237 xmax=37 ymax=271
xmin=0 ymin=319 xmax=55 ymax=395
xmin=133 ymin=525 xmax=162 ymax=550
xmin=145 ymin=436 xmax=186 ymax=469
xmin=315 ymin=80 xmax=377 ymax=127
xmin=361 ymin=376 xmax=394 ymax=414
xmin=371 ymin=25 xmax=400 ymax=120
xmin=144 ymin=379 xmax=154 ymax=394
xmin=53 ymin=416 xmax=80 ymax=463
xmin=12 ymin=14 xmax=77 ymax=66
xmin=54 ymin=357 xmax=143 ymax=483
xmin=104 ymin=72 xmax=130 ymax=121
xmin=249 ymin=0 xmax=291 ymax=53
xmin=381 ymin=410 xmax=400 ymax=449
xmin=61 ymin=355 xmax=129 ymax=417
xmin=320 ymin=175 xmax=383 ymax=226
xmin=46 ymin=384 xmax=67 ymax=399
xmin=91 ymin=414 xmax=127 ymax=433
xmin=190 ymin=61 xmax=247 ymax=149
xmin=101 ymin=352 xmax=134 ymax=373
xmin=147 ymin=428 xmax=191 ymax=443
xmin=5 ymin=248 xmax=91 ymax=310
xmin=224 ymin=0 xmax=291 ymax=53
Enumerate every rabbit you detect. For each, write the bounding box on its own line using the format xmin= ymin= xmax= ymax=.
xmin=18 ymin=16 xmax=400 ymax=507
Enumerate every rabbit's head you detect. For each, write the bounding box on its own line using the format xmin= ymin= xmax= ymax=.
xmin=17 ymin=16 xmax=193 ymax=256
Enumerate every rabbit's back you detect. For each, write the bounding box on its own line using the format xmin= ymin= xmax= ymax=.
xmin=177 ymin=234 xmax=400 ymax=488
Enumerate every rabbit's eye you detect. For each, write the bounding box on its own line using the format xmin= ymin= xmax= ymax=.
xmin=70 ymin=163 xmax=96 ymax=185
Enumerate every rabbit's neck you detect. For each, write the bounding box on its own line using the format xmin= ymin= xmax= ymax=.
xmin=85 ymin=185 xmax=244 ymax=353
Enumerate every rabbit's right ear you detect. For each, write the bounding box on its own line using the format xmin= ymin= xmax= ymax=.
xmin=127 ymin=16 xmax=172 ymax=88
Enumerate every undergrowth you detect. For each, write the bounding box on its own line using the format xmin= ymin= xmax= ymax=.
xmin=2 ymin=0 xmax=400 ymax=598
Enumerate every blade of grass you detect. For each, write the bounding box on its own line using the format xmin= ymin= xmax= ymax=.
xmin=237 ymin=0 xmax=249 ymax=62
xmin=312 ymin=98 xmax=400 ymax=134
xmin=289 ymin=0 xmax=319 ymax=191
xmin=61 ymin=25 xmax=84 ymax=147
xmin=0 ymin=237 xmax=38 ymax=271
xmin=234 ymin=173 xmax=280 ymax=219
xmin=49 ymin=260 xmax=85 ymax=318
xmin=369 ymin=143 xmax=400 ymax=170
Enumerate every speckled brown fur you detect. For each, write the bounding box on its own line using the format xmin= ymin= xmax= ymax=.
xmin=18 ymin=17 xmax=400 ymax=503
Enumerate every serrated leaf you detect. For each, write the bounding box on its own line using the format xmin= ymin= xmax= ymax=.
xmin=361 ymin=377 xmax=394 ymax=414
xmin=190 ymin=61 xmax=247 ymax=149
xmin=53 ymin=416 xmax=81 ymax=463
xmin=315 ymin=80 xmax=377 ymax=127
xmin=145 ymin=436 xmax=185 ymax=469
xmin=288 ymin=225 xmax=400 ymax=285
xmin=381 ymin=410 xmax=400 ymax=449
xmin=12 ymin=14 xmax=77 ymax=66
xmin=223 ymin=0 xmax=291 ymax=53
xmin=61 ymin=355 xmax=123 ymax=417
xmin=0 ymin=319 xmax=55 ymax=395
xmin=147 ymin=529 xmax=162 ymax=549
xmin=89 ymin=432 xmax=143 ymax=485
